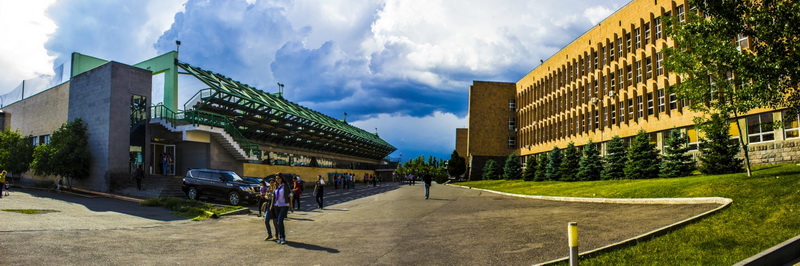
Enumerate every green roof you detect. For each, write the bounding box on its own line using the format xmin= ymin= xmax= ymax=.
xmin=177 ymin=61 xmax=396 ymax=160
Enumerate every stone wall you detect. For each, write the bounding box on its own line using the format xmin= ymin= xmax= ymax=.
xmin=748 ymin=139 xmax=800 ymax=165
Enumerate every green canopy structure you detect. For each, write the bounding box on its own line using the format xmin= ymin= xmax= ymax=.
xmin=177 ymin=61 xmax=396 ymax=160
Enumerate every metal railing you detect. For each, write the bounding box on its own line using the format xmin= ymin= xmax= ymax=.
xmin=151 ymin=103 xmax=261 ymax=159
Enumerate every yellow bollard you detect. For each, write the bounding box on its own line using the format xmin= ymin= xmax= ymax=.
xmin=568 ymin=222 xmax=578 ymax=266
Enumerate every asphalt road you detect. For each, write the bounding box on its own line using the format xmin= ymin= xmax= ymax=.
xmin=0 ymin=183 xmax=719 ymax=265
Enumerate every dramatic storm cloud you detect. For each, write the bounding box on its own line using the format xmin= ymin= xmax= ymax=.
xmin=0 ymin=0 xmax=628 ymax=160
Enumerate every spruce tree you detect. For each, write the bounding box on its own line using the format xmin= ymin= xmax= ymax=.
xmin=503 ymin=153 xmax=522 ymax=180
xmin=697 ymin=113 xmax=744 ymax=174
xmin=545 ymin=146 xmax=562 ymax=181
xmin=534 ymin=153 xmax=548 ymax=181
xmin=577 ymin=140 xmax=603 ymax=181
xmin=624 ymin=130 xmax=661 ymax=179
xmin=660 ymin=129 xmax=696 ymax=178
xmin=482 ymin=159 xmax=500 ymax=180
xmin=601 ymin=136 xmax=627 ymax=180
xmin=559 ymin=142 xmax=580 ymax=181
xmin=522 ymin=155 xmax=536 ymax=181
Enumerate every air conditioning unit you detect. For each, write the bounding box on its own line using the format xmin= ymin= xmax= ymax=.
xmin=590 ymin=97 xmax=599 ymax=104
xmin=608 ymin=91 xmax=615 ymax=97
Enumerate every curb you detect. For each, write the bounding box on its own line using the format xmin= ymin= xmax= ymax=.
xmin=447 ymin=184 xmax=733 ymax=265
xmin=219 ymin=207 xmax=251 ymax=217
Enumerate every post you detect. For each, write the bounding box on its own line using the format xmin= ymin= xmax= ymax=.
xmin=568 ymin=222 xmax=578 ymax=266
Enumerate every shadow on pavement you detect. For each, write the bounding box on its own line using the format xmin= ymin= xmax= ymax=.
xmin=285 ymin=241 xmax=340 ymax=253
xmin=16 ymin=188 xmax=184 ymax=222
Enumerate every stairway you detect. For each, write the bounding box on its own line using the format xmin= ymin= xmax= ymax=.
xmin=151 ymin=118 xmax=258 ymax=161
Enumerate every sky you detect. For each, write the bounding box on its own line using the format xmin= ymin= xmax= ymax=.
xmin=0 ymin=0 xmax=631 ymax=161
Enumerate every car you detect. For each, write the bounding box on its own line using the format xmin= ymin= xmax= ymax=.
xmin=181 ymin=168 xmax=261 ymax=206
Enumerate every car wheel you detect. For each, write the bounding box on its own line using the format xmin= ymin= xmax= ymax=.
xmin=228 ymin=191 xmax=241 ymax=206
xmin=187 ymin=187 xmax=199 ymax=200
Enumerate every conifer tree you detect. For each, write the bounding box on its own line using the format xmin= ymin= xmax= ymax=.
xmin=601 ymin=136 xmax=626 ymax=180
xmin=697 ymin=113 xmax=744 ymax=174
xmin=624 ymin=130 xmax=661 ymax=179
xmin=503 ymin=153 xmax=522 ymax=180
xmin=534 ymin=153 xmax=548 ymax=181
xmin=522 ymin=155 xmax=536 ymax=181
xmin=577 ymin=140 xmax=603 ymax=181
xmin=482 ymin=159 xmax=500 ymax=180
xmin=559 ymin=142 xmax=580 ymax=181
xmin=545 ymin=146 xmax=562 ymax=181
xmin=659 ymin=129 xmax=696 ymax=178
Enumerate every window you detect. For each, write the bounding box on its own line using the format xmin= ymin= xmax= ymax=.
xmin=637 ymin=95 xmax=644 ymax=118
xmin=644 ymin=22 xmax=651 ymax=45
xmin=669 ymin=93 xmax=678 ymax=110
xmin=687 ymin=127 xmax=699 ymax=150
xmin=617 ymin=37 xmax=623 ymax=58
xmin=626 ymin=65 xmax=633 ymax=84
xmin=618 ymin=69 xmax=624 ymax=89
xmin=656 ymin=52 xmax=664 ymax=76
xmin=611 ymin=104 xmax=616 ymax=125
xmin=626 ymin=33 xmax=632 ymax=52
xmin=610 ymin=75 xmax=616 ymax=92
xmin=737 ymin=33 xmax=749 ymax=51
xmin=508 ymin=117 xmax=516 ymax=131
xmin=785 ymin=111 xmax=800 ymax=139
xmin=508 ymin=136 xmax=516 ymax=149
xmin=609 ymin=44 xmax=615 ymax=62
xmin=594 ymin=110 xmax=600 ymax=129
xmin=747 ymin=113 xmax=774 ymax=143
xmin=635 ymin=28 xmax=641 ymax=49
xmin=593 ymin=50 xmax=598 ymax=70
xmin=655 ymin=17 xmax=662 ymax=39
xmin=43 ymin=135 xmax=51 ymax=144
xmin=658 ymin=89 xmax=665 ymax=112
xmin=635 ymin=60 xmax=642 ymax=83
xmin=509 ymin=99 xmax=516 ymax=111
xmin=647 ymin=92 xmax=654 ymax=116
xmin=677 ymin=5 xmax=685 ymax=23
xmin=31 ymin=136 xmax=39 ymax=146
xmin=645 ymin=56 xmax=653 ymax=80
xmin=619 ymin=103 xmax=625 ymax=123
xmin=580 ymin=114 xmax=586 ymax=133
xmin=627 ymin=99 xmax=634 ymax=120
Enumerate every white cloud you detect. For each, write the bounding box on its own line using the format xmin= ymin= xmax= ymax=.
xmin=350 ymin=111 xmax=467 ymax=158
xmin=584 ymin=6 xmax=616 ymax=26
xmin=0 ymin=1 xmax=58 ymax=93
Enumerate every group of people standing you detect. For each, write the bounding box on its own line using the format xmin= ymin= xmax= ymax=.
xmin=333 ymin=173 xmax=357 ymax=189
xmin=257 ymin=173 xmax=325 ymax=245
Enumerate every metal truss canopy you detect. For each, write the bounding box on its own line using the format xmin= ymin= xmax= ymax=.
xmin=177 ymin=61 xmax=396 ymax=160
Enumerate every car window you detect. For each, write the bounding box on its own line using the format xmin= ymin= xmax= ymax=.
xmin=221 ymin=172 xmax=244 ymax=182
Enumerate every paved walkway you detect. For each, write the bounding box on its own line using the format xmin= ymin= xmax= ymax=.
xmin=0 ymin=183 xmax=720 ymax=265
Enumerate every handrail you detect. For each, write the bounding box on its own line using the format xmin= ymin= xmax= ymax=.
xmin=151 ymin=103 xmax=261 ymax=160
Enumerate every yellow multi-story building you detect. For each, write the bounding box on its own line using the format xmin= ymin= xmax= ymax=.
xmin=457 ymin=0 xmax=800 ymax=179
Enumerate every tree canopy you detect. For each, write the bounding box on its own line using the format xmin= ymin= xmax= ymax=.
xmin=31 ymin=119 xmax=91 ymax=188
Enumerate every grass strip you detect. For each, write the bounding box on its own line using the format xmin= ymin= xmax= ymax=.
xmin=458 ymin=163 xmax=800 ymax=265
xmin=2 ymin=209 xmax=60 ymax=214
xmin=141 ymin=197 xmax=243 ymax=221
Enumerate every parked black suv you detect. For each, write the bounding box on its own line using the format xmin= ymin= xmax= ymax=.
xmin=182 ymin=169 xmax=261 ymax=206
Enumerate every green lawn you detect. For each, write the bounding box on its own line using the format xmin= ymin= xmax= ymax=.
xmin=459 ymin=163 xmax=800 ymax=265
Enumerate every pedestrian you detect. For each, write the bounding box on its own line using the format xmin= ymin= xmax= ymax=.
xmin=132 ymin=165 xmax=144 ymax=191
xmin=313 ymin=175 xmax=325 ymax=209
xmin=271 ymin=173 xmax=293 ymax=244
xmin=410 ymin=174 xmax=416 ymax=186
xmin=263 ymin=178 xmax=276 ymax=241
xmin=0 ymin=170 xmax=7 ymax=199
xmin=363 ymin=173 xmax=369 ymax=186
xmin=423 ymin=173 xmax=432 ymax=200
xmin=257 ymin=179 xmax=268 ymax=217
xmin=371 ymin=174 xmax=376 ymax=187
xmin=161 ymin=153 xmax=168 ymax=175
xmin=292 ymin=176 xmax=303 ymax=211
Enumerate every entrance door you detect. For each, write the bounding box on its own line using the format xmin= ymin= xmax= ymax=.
xmin=151 ymin=144 xmax=177 ymax=176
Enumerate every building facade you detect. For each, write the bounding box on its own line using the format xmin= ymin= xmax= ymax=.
xmin=458 ymin=0 xmax=800 ymax=178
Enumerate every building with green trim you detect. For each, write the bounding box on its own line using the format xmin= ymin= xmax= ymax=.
xmin=0 ymin=51 xmax=396 ymax=194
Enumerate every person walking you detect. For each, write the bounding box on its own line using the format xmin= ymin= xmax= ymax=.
xmin=292 ymin=176 xmax=303 ymax=211
xmin=262 ymin=178 xmax=276 ymax=241
xmin=133 ymin=165 xmax=144 ymax=191
xmin=272 ymin=174 xmax=293 ymax=244
xmin=313 ymin=175 xmax=325 ymax=209
xmin=257 ymin=179 xmax=268 ymax=217
xmin=422 ymin=173 xmax=432 ymax=200
xmin=0 ymin=170 xmax=7 ymax=199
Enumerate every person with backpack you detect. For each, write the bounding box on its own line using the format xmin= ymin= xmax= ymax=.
xmin=292 ymin=176 xmax=303 ymax=211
